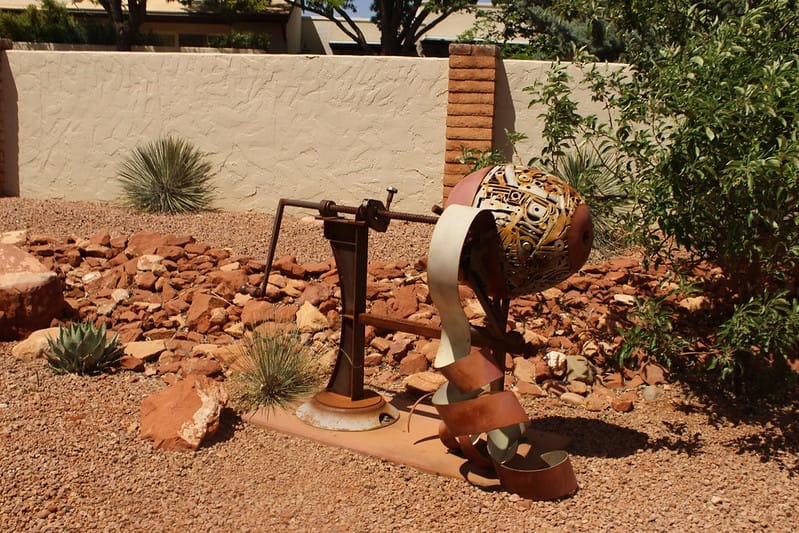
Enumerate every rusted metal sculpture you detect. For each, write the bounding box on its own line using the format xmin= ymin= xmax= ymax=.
xmin=258 ymin=164 xmax=592 ymax=499
xmin=429 ymin=164 xmax=593 ymax=500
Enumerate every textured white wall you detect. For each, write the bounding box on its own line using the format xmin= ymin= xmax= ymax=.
xmin=496 ymin=59 xmax=623 ymax=165
xmin=2 ymin=51 xmax=615 ymax=213
xmin=5 ymin=51 xmax=449 ymax=213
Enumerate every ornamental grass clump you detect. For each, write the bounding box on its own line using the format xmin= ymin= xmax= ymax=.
xmin=232 ymin=328 xmax=320 ymax=412
xmin=117 ymin=134 xmax=217 ymax=214
xmin=46 ymin=320 xmax=123 ymax=375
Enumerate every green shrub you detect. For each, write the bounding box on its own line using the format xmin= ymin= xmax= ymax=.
xmin=208 ymin=31 xmax=270 ymax=51
xmin=231 ymin=328 xmax=320 ymax=412
xmin=46 ymin=320 xmax=123 ymax=375
xmin=117 ymin=135 xmax=217 ymax=214
xmin=527 ymin=1 xmax=799 ymax=387
xmin=0 ymin=0 xmax=87 ymax=43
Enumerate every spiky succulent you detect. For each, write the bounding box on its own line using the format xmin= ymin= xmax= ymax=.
xmin=232 ymin=328 xmax=320 ymax=412
xmin=117 ymin=134 xmax=217 ymax=214
xmin=46 ymin=320 xmax=123 ymax=375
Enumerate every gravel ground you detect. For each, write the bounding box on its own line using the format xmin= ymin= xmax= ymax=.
xmin=1 ymin=198 xmax=798 ymax=532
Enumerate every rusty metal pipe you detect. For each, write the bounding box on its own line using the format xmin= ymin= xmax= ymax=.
xmin=256 ymin=197 xmax=437 ymax=296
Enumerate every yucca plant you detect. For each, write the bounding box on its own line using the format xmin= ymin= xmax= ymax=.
xmin=46 ymin=320 xmax=123 ymax=375
xmin=231 ymin=328 xmax=320 ymax=412
xmin=117 ymin=134 xmax=217 ymax=214
xmin=552 ymin=147 xmax=631 ymax=258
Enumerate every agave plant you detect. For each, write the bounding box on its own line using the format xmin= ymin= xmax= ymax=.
xmin=232 ymin=328 xmax=320 ymax=412
xmin=117 ymin=134 xmax=217 ymax=214
xmin=46 ymin=320 xmax=123 ymax=375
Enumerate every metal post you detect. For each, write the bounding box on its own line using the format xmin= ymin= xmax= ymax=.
xmin=323 ymin=217 xmax=368 ymax=399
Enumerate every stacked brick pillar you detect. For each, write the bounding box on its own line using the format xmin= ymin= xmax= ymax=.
xmin=442 ymin=43 xmax=499 ymax=203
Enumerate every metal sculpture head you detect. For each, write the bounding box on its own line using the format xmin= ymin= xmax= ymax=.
xmin=447 ymin=164 xmax=594 ymax=297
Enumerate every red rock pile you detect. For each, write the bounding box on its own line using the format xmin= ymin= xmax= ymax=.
xmin=13 ymin=229 xmax=682 ymax=410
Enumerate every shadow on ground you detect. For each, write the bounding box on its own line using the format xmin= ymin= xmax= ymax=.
xmin=674 ymin=384 xmax=799 ymax=476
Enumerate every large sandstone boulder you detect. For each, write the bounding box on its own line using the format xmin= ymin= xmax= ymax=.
xmin=0 ymin=244 xmax=64 ymax=341
xmin=140 ymin=374 xmax=229 ymax=451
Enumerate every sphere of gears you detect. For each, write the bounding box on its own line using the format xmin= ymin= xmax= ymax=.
xmin=447 ymin=164 xmax=594 ymax=297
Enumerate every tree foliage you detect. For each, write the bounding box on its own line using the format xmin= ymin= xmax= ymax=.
xmin=468 ymin=0 xmax=749 ymax=61
xmin=0 ymin=0 xmax=116 ymax=44
xmin=280 ymin=0 xmax=477 ymax=55
xmin=526 ymin=1 xmax=799 ymax=387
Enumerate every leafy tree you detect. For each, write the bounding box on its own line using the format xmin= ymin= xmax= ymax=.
xmin=467 ymin=0 xmax=748 ymax=62
xmin=0 ymin=0 xmax=91 ymax=43
xmin=205 ymin=0 xmax=478 ymax=55
xmin=526 ymin=1 xmax=799 ymax=387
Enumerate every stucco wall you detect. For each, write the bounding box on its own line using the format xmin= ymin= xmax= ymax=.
xmin=495 ymin=59 xmax=622 ymax=165
xmin=1 ymin=50 xmax=617 ymax=213
xmin=3 ymin=51 xmax=449 ymax=213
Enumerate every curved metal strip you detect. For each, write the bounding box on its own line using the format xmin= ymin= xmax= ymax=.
xmin=494 ymin=450 xmax=578 ymax=500
xmin=427 ymin=198 xmax=579 ymax=500
xmin=432 ymin=387 xmax=529 ymax=437
xmin=436 ymin=346 xmax=503 ymax=394
xmin=428 ymin=205 xmax=499 ymax=369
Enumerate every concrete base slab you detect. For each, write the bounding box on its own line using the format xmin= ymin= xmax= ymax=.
xmin=245 ymin=392 xmax=571 ymax=490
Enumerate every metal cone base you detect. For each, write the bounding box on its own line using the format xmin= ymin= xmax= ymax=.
xmin=295 ymin=390 xmax=400 ymax=431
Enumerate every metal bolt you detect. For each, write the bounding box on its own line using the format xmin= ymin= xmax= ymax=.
xmin=385 ymin=187 xmax=398 ymax=210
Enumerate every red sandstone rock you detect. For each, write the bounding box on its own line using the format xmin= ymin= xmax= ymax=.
xmin=186 ymin=293 xmax=228 ymax=331
xmin=272 ymin=255 xmax=306 ymax=278
xmin=398 ymin=351 xmax=428 ymax=375
xmin=641 ymin=362 xmax=668 ymax=386
xmin=127 ymin=231 xmax=172 ymax=256
xmin=181 ymin=357 xmax=223 ymax=377
xmin=403 ymin=371 xmax=447 ymax=394
xmin=391 ymin=285 xmax=419 ymax=318
xmin=0 ymin=244 xmax=65 ymax=340
xmin=611 ymin=398 xmax=634 ymax=413
xmin=241 ymin=300 xmax=276 ymax=327
xmin=298 ymin=282 xmax=332 ymax=307
xmin=139 ymin=374 xmax=229 ymax=451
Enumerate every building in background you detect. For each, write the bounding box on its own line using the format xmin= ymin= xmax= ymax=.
xmin=0 ymin=0 xmax=499 ymax=55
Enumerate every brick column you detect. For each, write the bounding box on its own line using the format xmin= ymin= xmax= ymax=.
xmin=0 ymin=39 xmax=11 ymax=196
xmin=442 ymin=43 xmax=499 ymax=204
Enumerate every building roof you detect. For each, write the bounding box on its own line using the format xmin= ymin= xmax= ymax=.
xmin=1 ymin=0 xmax=292 ymax=17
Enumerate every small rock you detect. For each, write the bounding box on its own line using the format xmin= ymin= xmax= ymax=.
xmin=640 ymin=362 xmax=668 ymax=385
xmin=137 ymin=254 xmax=166 ymax=273
xmin=398 ymin=351 xmax=428 ymax=375
xmin=295 ymin=301 xmax=329 ymax=333
xmin=560 ymin=392 xmax=586 ymax=408
xmin=567 ymin=380 xmax=589 ymax=395
xmin=679 ymin=295 xmax=710 ymax=312
xmin=585 ymin=392 xmax=610 ymax=411
xmin=642 ymin=384 xmax=663 ymax=402
xmin=544 ymin=350 xmax=567 ymax=377
xmin=611 ymin=398 xmax=634 ymax=412
xmin=613 ymin=294 xmax=636 ymax=306
xmin=512 ymin=356 xmax=535 ymax=384
xmin=565 ymin=355 xmax=596 ymax=385
xmin=403 ymin=371 xmax=447 ymax=394
xmin=123 ymin=340 xmax=166 ymax=361
xmin=517 ymin=381 xmax=547 ymax=397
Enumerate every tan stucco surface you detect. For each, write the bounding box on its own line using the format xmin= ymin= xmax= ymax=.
xmin=4 ymin=51 xmax=449 ymax=212
xmin=2 ymin=50 xmax=615 ymax=213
